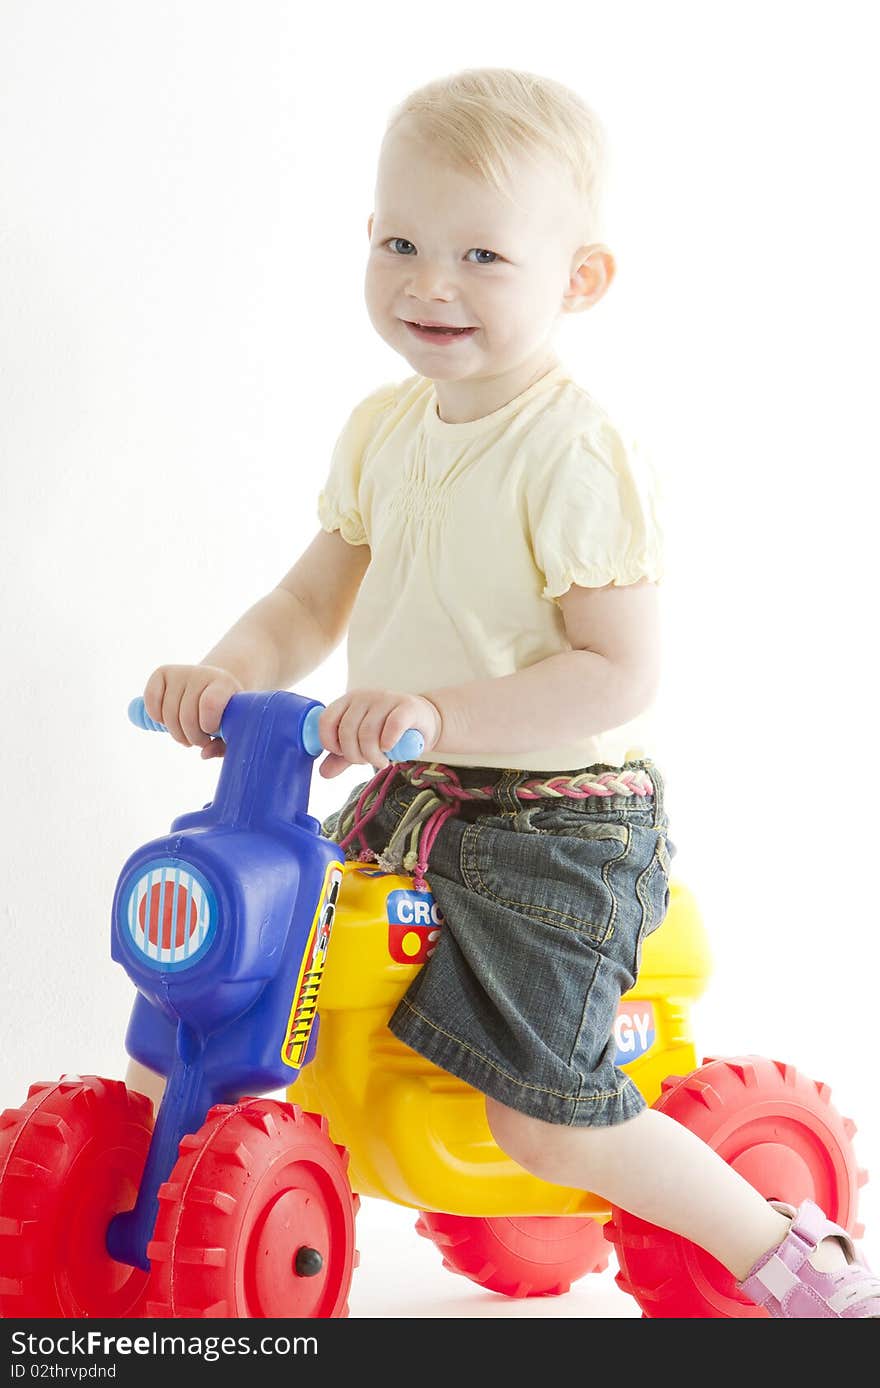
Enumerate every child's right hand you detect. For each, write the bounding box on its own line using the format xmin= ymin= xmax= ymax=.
xmin=143 ymin=665 xmax=244 ymax=759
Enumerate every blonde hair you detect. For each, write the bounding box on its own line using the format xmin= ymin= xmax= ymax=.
xmin=384 ymin=68 xmax=609 ymax=240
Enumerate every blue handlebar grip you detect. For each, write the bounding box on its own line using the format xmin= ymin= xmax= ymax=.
xmin=390 ymin=729 xmax=425 ymax=761
xmin=128 ymin=697 xmax=167 ymax=733
xmin=128 ymin=696 xmax=224 ymax=741
xmin=301 ymin=705 xmax=424 ymax=763
xmin=130 ymin=697 xmax=424 ymax=764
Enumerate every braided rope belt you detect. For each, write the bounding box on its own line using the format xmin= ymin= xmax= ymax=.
xmin=334 ymin=760 xmax=654 ymax=892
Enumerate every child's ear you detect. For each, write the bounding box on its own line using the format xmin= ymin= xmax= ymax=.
xmin=563 ymin=244 xmax=616 ymax=314
xmin=367 ymin=213 xmax=374 ymax=241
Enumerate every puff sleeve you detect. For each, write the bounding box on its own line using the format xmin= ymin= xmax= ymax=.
xmin=528 ymin=416 xmax=666 ymax=600
xmin=317 ymin=383 xmax=396 ymax=545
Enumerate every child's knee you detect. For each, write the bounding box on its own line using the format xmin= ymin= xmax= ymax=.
xmin=485 ymin=1095 xmax=576 ymax=1177
xmin=485 ymin=1094 xmax=635 ymax=1185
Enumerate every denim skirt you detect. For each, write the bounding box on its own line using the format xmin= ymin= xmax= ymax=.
xmin=321 ymin=759 xmax=676 ymax=1128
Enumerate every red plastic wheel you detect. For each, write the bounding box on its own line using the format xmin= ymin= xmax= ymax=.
xmin=605 ymin=1055 xmax=867 ymax=1319
xmin=0 ymin=1075 xmax=154 ymax=1317
xmin=146 ymin=1098 xmax=359 ymax=1318
xmin=415 ymin=1212 xmax=609 ymax=1297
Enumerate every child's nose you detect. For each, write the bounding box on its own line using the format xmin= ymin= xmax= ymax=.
xmin=405 ymin=259 xmax=456 ymax=301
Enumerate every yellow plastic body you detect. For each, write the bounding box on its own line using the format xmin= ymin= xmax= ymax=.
xmin=288 ymin=863 xmax=711 ymax=1217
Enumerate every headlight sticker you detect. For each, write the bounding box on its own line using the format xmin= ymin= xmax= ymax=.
xmin=124 ymin=859 xmax=218 ymax=971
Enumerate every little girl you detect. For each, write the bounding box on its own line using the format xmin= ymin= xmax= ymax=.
xmin=135 ymin=68 xmax=878 ymax=1318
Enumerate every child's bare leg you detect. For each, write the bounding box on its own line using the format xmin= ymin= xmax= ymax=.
xmin=125 ymin=1059 xmax=166 ymax=1113
xmin=486 ymin=1098 xmax=847 ymax=1280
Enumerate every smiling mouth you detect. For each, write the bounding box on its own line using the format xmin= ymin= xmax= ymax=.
xmin=403 ymin=320 xmax=478 ymax=337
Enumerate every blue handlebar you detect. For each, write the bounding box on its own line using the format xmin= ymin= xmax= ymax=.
xmin=127 ymin=698 xmax=167 ymax=734
xmin=127 ymin=696 xmax=425 ymax=763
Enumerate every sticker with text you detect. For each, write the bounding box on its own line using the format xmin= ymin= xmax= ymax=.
xmin=614 ymin=1002 xmax=656 ymax=1065
xmin=387 ymin=888 xmax=444 ymax=964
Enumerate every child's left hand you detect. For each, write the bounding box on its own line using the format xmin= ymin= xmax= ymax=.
xmin=317 ymin=688 xmax=442 ymax=779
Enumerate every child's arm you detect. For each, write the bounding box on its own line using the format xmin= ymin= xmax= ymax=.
xmin=425 ymin=578 xmax=661 ymax=756
xmin=144 ymin=529 xmax=370 ymax=750
xmin=200 ymin=529 xmax=370 ymax=689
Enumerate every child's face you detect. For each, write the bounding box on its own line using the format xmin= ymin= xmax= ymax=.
xmin=365 ymin=119 xmax=601 ymax=383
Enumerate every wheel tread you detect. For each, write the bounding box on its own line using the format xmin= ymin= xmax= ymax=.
xmin=31 ymin=1112 xmax=74 ymax=1144
xmin=7 ymin=1157 xmax=52 ymax=1179
xmin=770 ymin=1058 xmax=799 ymax=1085
xmin=148 ymin=1099 xmax=357 ymax=1317
xmin=187 ymin=1186 xmax=238 ymax=1214
xmin=659 ymin=1074 xmax=684 ymax=1094
xmin=418 ymin=1211 xmax=608 ymax=1298
xmin=25 ymin=1083 xmax=53 ymax=1100
xmin=240 ymin=1109 xmax=279 ymax=1137
xmin=212 ymin=1139 xmax=254 ymax=1169
xmin=171 ymin=1245 xmax=228 ymax=1267
xmin=682 ymin=1079 xmax=722 ymax=1109
xmin=726 ymin=1060 xmax=759 ymax=1087
xmin=0 ymin=1077 xmax=152 ymax=1317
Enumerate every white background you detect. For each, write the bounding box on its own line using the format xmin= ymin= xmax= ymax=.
xmin=1 ymin=1 xmax=878 ymax=1316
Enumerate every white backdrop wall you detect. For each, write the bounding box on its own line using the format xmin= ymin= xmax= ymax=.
xmin=2 ymin=0 xmax=878 ymax=1305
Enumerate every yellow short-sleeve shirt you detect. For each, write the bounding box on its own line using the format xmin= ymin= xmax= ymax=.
xmin=317 ymin=363 xmax=665 ymax=771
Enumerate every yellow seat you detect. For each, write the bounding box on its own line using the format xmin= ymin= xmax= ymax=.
xmin=288 ymin=863 xmax=710 ymax=1217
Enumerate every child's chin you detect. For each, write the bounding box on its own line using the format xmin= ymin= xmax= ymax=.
xmin=398 ymin=349 xmax=481 ymax=380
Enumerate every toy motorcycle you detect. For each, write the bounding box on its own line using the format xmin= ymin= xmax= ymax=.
xmin=0 ymin=691 xmax=868 ymax=1318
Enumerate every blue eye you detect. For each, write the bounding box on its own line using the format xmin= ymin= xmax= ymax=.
xmin=384 ymin=240 xmax=500 ymax=263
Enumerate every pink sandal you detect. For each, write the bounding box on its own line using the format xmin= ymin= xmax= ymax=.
xmin=737 ymin=1199 xmax=880 ymax=1317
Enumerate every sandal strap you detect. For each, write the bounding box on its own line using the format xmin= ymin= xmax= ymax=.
xmin=739 ymin=1199 xmax=876 ymax=1315
xmin=785 ymin=1199 xmax=855 ymax=1260
xmin=740 ymin=1200 xmax=820 ymax=1303
xmin=742 ymin=1249 xmax=809 ymax=1304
